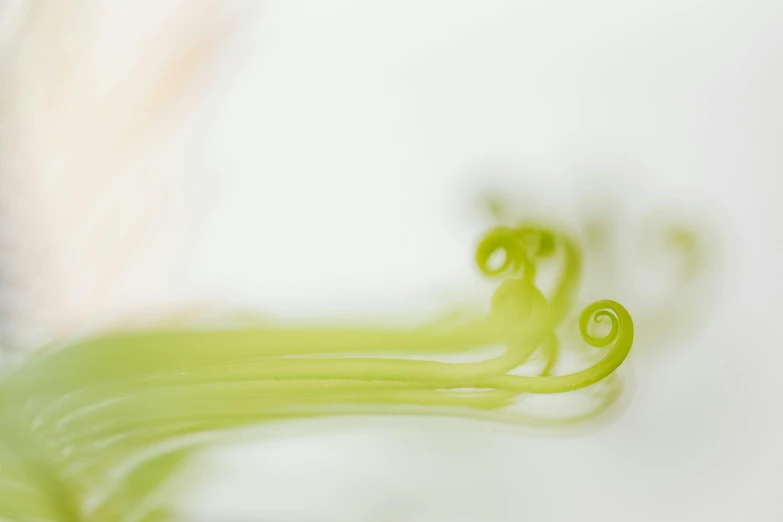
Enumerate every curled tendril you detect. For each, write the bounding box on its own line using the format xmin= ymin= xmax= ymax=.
xmin=476 ymin=223 xmax=581 ymax=325
xmin=472 ymin=221 xmax=631 ymax=393
xmin=580 ymin=301 xmax=620 ymax=348
xmin=0 ymin=221 xmax=634 ymax=522
xmin=475 ymin=224 xmax=558 ymax=283
xmin=476 ymin=226 xmax=532 ymax=278
xmin=479 ymin=299 xmax=633 ymax=393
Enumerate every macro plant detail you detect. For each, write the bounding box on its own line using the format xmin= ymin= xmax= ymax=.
xmin=479 ymin=188 xmax=716 ymax=353
xmin=0 ymin=220 xmax=633 ymax=522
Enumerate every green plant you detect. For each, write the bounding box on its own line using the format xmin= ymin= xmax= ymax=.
xmin=0 ymin=223 xmax=632 ymax=521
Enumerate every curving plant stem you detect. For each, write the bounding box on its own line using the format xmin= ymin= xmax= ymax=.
xmin=0 ymin=223 xmax=633 ymax=522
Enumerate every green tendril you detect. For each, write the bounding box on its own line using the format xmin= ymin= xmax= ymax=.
xmin=0 ymin=219 xmax=634 ymax=522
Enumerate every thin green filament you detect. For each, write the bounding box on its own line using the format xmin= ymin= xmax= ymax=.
xmin=0 ymin=221 xmax=633 ymax=522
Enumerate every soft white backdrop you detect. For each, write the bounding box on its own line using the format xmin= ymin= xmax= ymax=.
xmin=2 ymin=1 xmax=782 ymax=521
xmin=180 ymin=2 xmax=782 ymax=520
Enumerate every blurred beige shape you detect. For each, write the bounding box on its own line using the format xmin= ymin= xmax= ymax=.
xmin=0 ymin=0 xmax=234 ymax=348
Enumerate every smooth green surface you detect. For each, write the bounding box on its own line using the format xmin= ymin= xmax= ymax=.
xmin=0 ymin=223 xmax=633 ymax=521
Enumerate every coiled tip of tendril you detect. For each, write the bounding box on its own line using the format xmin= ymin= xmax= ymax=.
xmin=476 ymin=227 xmax=524 ymax=277
xmin=476 ymin=225 xmax=554 ymax=280
xmin=579 ymin=301 xmax=622 ymax=348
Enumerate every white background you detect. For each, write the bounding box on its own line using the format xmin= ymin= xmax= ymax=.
xmin=3 ymin=1 xmax=783 ymax=521
xmin=177 ymin=2 xmax=783 ymax=520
